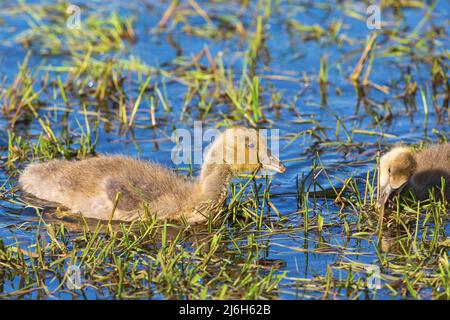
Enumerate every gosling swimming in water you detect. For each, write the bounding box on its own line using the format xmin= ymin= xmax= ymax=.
xmin=378 ymin=143 xmax=450 ymax=207
xmin=19 ymin=127 xmax=285 ymax=223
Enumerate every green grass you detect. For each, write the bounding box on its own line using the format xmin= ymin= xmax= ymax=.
xmin=13 ymin=1 xmax=136 ymax=55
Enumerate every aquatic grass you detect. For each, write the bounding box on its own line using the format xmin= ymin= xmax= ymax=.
xmin=1 ymin=53 xmax=45 ymax=119
xmin=156 ymin=0 xmax=248 ymax=40
xmin=349 ymin=33 xmax=377 ymax=83
xmin=4 ymin=101 xmax=100 ymax=168
xmin=14 ymin=3 xmax=136 ymax=55
xmin=0 ymin=211 xmax=286 ymax=299
xmin=286 ymin=18 xmax=348 ymax=46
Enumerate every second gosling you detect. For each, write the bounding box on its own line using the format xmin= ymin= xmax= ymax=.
xmin=378 ymin=143 xmax=450 ymax=207
xmin=19 ymin=127 xmax=285 ymax=224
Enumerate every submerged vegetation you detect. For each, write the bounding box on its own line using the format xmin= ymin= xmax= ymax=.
xmin=0 ymin=0 xmax=449 ymax=299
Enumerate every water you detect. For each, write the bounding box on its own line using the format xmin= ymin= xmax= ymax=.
xmin=0 ymin=0 xmax=449 ymax=299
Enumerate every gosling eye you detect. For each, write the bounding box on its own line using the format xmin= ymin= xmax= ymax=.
xmin=247 ymin=143 xmax=255 ymax=149
xmin=388 ymin=168 xmax=391 ymax=174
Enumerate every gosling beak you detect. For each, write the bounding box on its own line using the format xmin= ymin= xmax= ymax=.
xmin=378 ymin=182 xmax=408 ymax=209
xmin=261 ymin=154 xmax=286 ymax=174
xmin=378 ymin=184 xmax=392 ymax=209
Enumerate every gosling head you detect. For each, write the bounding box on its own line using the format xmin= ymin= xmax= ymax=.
xmin=205 ymin=127 xmax=285 ymax=174
xmin=378 ymin=146 xmax=417 ymax=208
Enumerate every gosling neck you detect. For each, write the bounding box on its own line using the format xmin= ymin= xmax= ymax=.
xmin=199 ymin=162 xmax=234 ymax=204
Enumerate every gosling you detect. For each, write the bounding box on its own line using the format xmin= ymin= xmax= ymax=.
xmin=378 ymin=143 xmax=450 ymax=207
xmin=19 ymin=127 xmax=285 ymax=223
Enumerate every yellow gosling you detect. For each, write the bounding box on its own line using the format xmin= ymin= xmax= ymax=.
xmin=19 ymin=127 xmax=285 ymax=223
xmin=378 ymin=143 xmax=450 ymax=207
